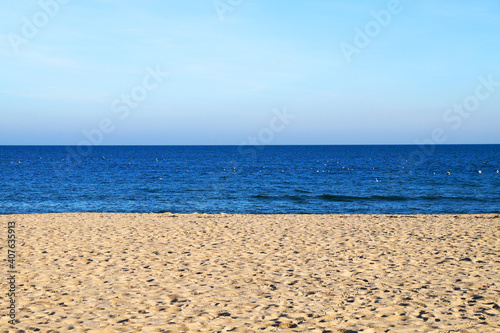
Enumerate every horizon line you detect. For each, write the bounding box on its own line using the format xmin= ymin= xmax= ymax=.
xmin=1 ymin=143 xmax=499 ymax=147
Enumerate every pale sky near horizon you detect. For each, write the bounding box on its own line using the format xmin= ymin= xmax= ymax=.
xmin=1 ymin=0 xmax=499 ymax=145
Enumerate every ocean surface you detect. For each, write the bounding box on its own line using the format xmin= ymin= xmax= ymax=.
xmin=0 ymin=145 xmax=499 ymax=215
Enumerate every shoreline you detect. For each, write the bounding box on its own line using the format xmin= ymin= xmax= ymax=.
xmin=1 ymin=213 xmax=499 ymax=332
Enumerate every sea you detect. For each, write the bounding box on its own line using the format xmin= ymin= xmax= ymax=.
xmin=0 ymin=145 xmax=499 ymax=215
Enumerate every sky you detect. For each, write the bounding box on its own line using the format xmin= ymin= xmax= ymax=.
xmin=0 ymin=0 xmax=499 ymax=145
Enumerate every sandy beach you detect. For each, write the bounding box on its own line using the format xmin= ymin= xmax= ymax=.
xmin=1 ymin=213 xmax=499 ymax=332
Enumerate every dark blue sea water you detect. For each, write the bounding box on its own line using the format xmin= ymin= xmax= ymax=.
xmin=0 ymin=145 xmax=499 ymax=214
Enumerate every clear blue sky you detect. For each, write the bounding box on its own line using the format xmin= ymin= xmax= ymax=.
xmin=1 ymin=0 xmax=499 ymax=145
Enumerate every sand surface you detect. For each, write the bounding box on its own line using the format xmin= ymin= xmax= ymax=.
xmin=0 ymin=213 xmax=499 ymax=332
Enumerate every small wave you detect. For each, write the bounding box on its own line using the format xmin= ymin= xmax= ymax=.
xmin=418 ymin=195 xmax=491 ymax=202
xmin=372 ymin=195 xmax=408 ymax=201
xmin=251 ymin=194 xmax=272 ymax=200
xmin=318 ymin=194 xmax=408 ymax=202
xmin=284 ymin=195 xmax=307 ymax=202
xmin=318 ymin=194 xmax=493 ymax=203
xmin=251 ymin=194 xmax=307 ymax=202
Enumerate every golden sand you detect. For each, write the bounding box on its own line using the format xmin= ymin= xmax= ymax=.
xmin=1 ymin=213 xmax=499 ymax=332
